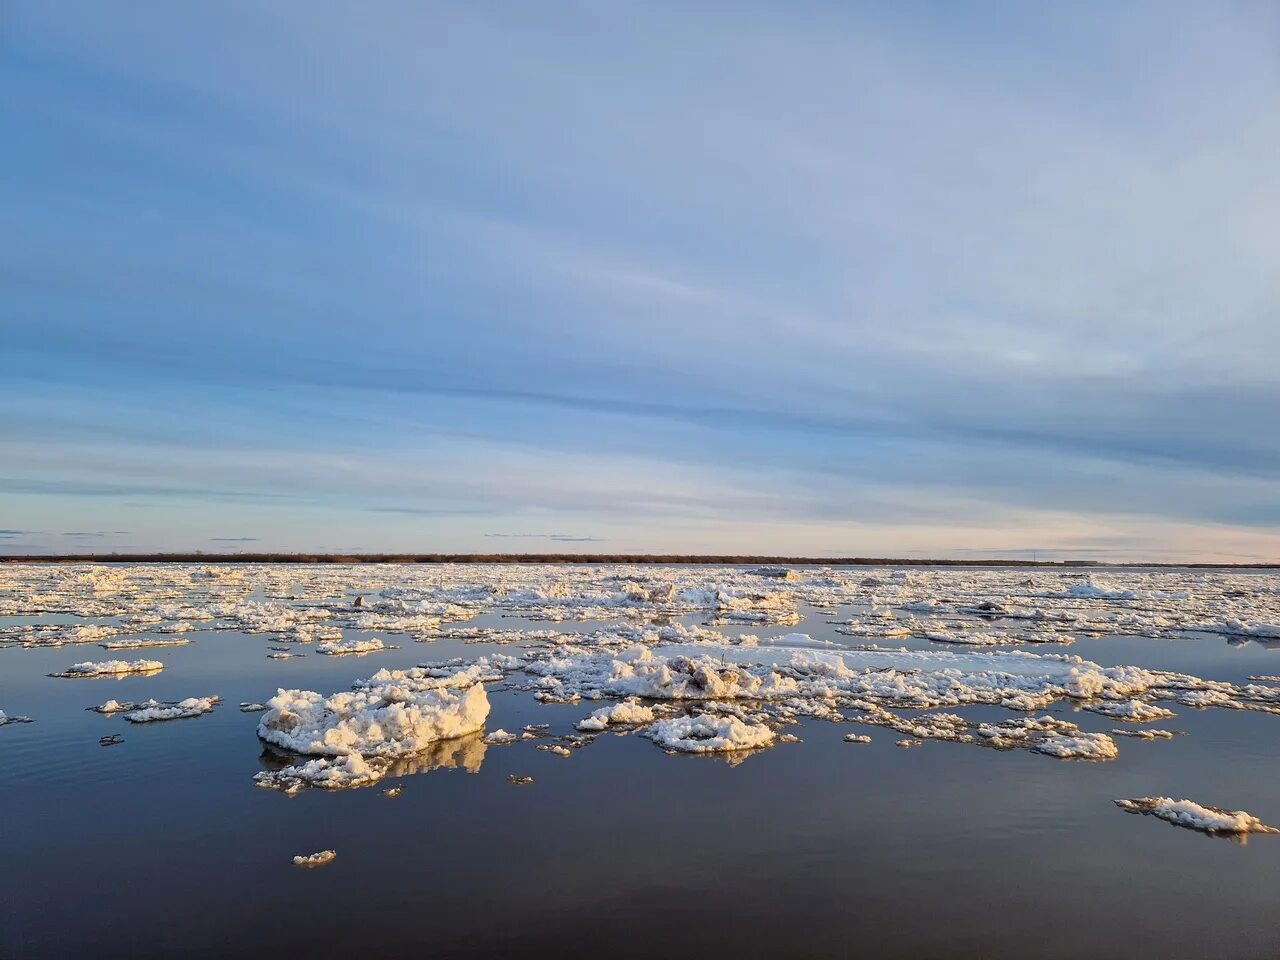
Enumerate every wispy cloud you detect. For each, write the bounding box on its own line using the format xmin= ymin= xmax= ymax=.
xmin=484 ymin=533 xmax=605 ymax=543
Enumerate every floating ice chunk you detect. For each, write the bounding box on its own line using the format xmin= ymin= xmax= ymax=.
xmin=508 ymin=774 xmax=534 ymax=785
xmin=1115 ymin=797 xmax=1280 ymax=835
xmin=1111 ymin=728 xmax=1177 ymax=739
xmin=537 ymin=744 xmax=572 ymax=757
xmin=575 ymin=698 xmax=657 ymax=731
xmin=1083 ymin=699 xmax=1176 ymax=722
xmin=896 ymin=738 xmax=923 ymax=748
xmin=316 ymin=637 xmax=395 ymax=656
xmin=642 ymin=713 xmax=775 ymax=753
xmin=257 ymin=675 xmax=489 ymax=759
xmin=123 ymin=696 xmax=220 ymax=723
xmin=0 ymin=709 xmax=33 ymax=726
xmin=51 ymin=659 xmax=163 ymax=678
xmin=92 ymin=698 xmax=160 ymax=714
xmin=484 ymin=729 xmax=519 ymax=745
xmin=843 ymin=733 xmax=871 ymax=743
xmin=99 ymin=638 xmax=191 ymax=650
xmin=239 ymin=702 xmax=268 ymax=712
xmin=1028 ymin=730 xmax=1118 ymax=760
xmin=257 ymin=754 xmax=383 ymax=792
xmin=292 ymin=850 xmax=336 ymax=867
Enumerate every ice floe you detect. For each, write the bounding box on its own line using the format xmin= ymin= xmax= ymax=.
xmin=123 ymin=696 xmax=220 ymax=722
xmin=1115 ymin=797 xmax=1280 ymax=836
xmin=575 ymin=698 xmax=657 ymax=731
xmin=99 ymin=638 xmax=191 ymax=650
xmin=51 ymin=659 xmax=163 ymax=678
xmin=292 ymin=850 xmax=336 ymax=867
xmin=316 ymin=637 xmax=396 ymax=656
xmin=643 ymin=714 xmax=776 ymax=753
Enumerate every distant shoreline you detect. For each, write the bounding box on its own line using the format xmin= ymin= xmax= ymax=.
xmin=1 ymin=553 xmax=1275 ymax=568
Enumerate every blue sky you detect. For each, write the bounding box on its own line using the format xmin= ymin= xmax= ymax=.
xmin=3 ymin=1 xmax=1279 ymax=559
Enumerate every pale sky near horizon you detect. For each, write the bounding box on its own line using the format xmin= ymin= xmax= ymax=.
xmin=3 ymin=2 xmax=1279 ymax=560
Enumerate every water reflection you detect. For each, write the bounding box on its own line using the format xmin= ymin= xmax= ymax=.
xmin=256 ymin=731 xmax=489 ymax=789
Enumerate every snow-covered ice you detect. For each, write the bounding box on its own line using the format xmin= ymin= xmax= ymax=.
xmin=643 ymin=714 xmax=776 ymax=753
xmin=292 ymin=850 xmax=336 ymax=867
xmin=123 ymin=696 xmax=220 ymax=723
xmin=316 ymin=637 xmax=395 ymax=656
xmin=51 ymin=659 xmax=164 ymax=678
xmin=1115 ymin=797 xmax=1279 ymax=835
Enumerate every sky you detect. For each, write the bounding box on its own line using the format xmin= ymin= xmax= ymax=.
xmin=2 ymin=1 xmax=1279 ymax=560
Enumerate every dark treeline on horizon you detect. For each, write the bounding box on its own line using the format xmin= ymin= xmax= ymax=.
xmin=0 ymin=553 xmax=1275 ymax=568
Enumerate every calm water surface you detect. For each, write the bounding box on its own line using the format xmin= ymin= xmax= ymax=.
xmin=3 ymin=578 xmax=1280 ymax=959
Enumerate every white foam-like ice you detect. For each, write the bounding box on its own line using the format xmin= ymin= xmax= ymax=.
xmin=1115 ymin=797 xmax=1279 ymax=835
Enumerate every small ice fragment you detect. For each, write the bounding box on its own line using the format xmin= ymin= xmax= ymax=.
xmin=1110 ymin=728 xmax=1177 ymax=739
xmin=484 ymin=729 xmax=519 ymax=744
xmin=383 ymin=786 xmax=403 ymax=798
xmin=316 ymin=637 xmax=394 ymax=656
xmin=292 ymin=850 xmax=336 ymax=867
xmin=99 ymin=638 xmax=190 ymax=650
xmin=123 ymin=696 xmax=220 ymax=723
xmin=51 ymin=659 xmax=163 ymax=678
xmin=508 ymin=774 xmax=534 ymax=785
xmin=239 ymin=702 xmax=268 ymax=712
xmin=575 ymin=698 xmax=656 ymax=731
xmin=896 ymin=738 xmax=923 ymax=748
xmin=843 ymin=733 xmax=872 ymax=744
xmin=99 ymin=734 xmax=124 ymax=746
xmin=537 ymin=744 xmax=572 ymax=757
xmin=1083 ymin=699 xmax=1175 ymax=722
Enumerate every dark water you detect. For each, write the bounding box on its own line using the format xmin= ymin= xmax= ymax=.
xmin=3 ymin=605 xmax=1280 ymax=959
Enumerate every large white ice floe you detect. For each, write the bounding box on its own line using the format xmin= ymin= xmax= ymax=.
xmin=253 ymin=664 xmax=490 ymax=791
xmin=257 ymin=678 xmax=488 ymax=758
xmin=50 ymin=659 xmax=164 ymax=678
xmin=643 ymin=713 xmax=777 ymax=753
xmin=1115 ymin=797 xmax=1280 ymax=836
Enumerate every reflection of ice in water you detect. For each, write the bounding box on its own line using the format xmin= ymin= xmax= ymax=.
xmin=255 ymin=731 xmax=488 ymax=793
